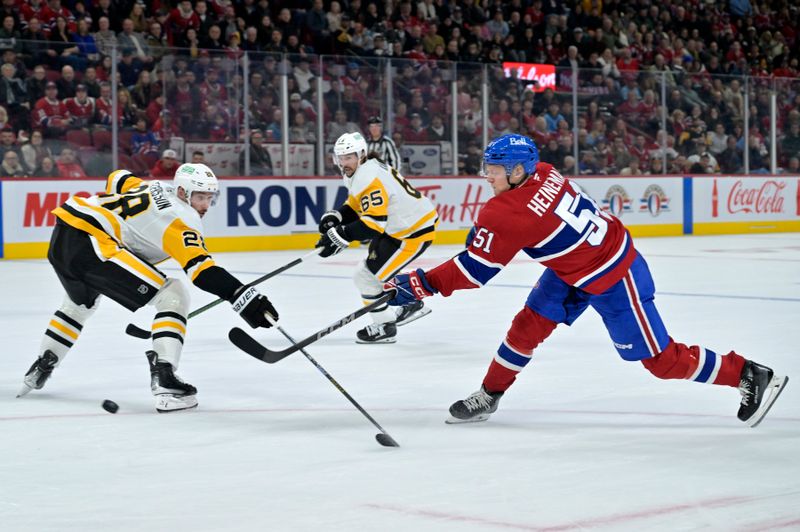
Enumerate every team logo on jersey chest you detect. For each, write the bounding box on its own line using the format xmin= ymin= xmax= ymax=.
xmin=601 ymin=185 xmax=632 ymax=217
xmin=639 ymin=185 xmax=671 ymax=217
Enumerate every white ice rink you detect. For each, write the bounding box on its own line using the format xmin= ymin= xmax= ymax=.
xmin=1 ymin=234 xmax=799 ymax=531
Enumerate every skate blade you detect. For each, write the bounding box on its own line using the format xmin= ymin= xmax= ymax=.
xmin=396 ymin=307 xmax=432 ymax=327
xmin=355 ymin=337 xmax=397 ymax=344
xmin=155 ymin=394 xmax=199 ymax=413
xmin=445 ymin=413 xmax=491 ymax=424
xmin=746 ymin=375 xmax=789 ymax=428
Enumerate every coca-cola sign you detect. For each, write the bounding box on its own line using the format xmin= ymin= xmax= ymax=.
xmin=726 ymin=179 xmax=786 ymax=214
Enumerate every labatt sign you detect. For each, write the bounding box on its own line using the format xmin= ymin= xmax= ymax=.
xmin=502 ymin=62 xmax=556 ymax=93
xmin=710 ymin=178 xmax=795 ymax=218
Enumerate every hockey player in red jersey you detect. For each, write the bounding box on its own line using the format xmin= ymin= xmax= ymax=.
xmin=386 ymin=133 xmax=788 ymax=428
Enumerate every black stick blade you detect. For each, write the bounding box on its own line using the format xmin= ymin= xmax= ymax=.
xmin=126 ymin=323 xmax=151 ymax=339
xmin=229 ymin=327 xmax=272 ymax=361
xmin=375 ymin=433 xmax=400 ymax=447
xmin=228 ymin=293 xmax=395 ymax=364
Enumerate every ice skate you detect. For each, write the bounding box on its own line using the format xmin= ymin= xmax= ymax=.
xmin=355 ymin=322 xmax=397 ymax=344
xmin=395 ymin=300 xmax=432 ymax=327
xmin=446 ymin=385 xmax=504 ymax=424
xmin=17 ymin=350 xmax=59 ymax=398
xmin=737 ymin=360 xmax=788 ymax=427
xmin=18 ymin=351 xmax=59 ymax=398
xmin=146 ymin=351 xmax=198 ymax=413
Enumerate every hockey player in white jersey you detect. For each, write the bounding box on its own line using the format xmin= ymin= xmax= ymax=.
xmin=18 ymin=163 xmax=279 ymax=412
xmin=316 ymin=132 xmax=438 ymax=343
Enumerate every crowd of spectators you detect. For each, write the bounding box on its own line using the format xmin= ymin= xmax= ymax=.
xmin=0 ymin=0 xmax=796 ymax=177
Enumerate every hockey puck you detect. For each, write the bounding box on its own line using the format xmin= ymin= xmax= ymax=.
xmin=102 ymin=400 xmax=119 ymax=414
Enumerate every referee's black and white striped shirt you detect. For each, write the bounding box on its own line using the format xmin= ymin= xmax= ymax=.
xmin=367 ymin=135 xmax=401 ymax=170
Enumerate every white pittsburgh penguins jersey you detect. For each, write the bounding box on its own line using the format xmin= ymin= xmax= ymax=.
xmin=53 ymin=170 xmax=216 ymax=282
xmin=345 ymin=158 xmax=437 ymax=240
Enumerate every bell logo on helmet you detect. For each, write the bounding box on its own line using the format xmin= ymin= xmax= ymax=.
xmin=482 ymin=134 xmax=540 ymax=185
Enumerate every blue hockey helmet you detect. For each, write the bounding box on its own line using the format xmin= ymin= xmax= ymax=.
xmin=481 ymin=134 xmax=539 ymax=187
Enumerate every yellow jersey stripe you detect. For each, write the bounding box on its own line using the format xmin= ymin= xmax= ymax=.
xmin=72 ymin=196 xmax=123 ymax=241
xmin=360 ymin=216 xmax=384 ymax=233
xmin=188 ymin=258 xmax=216 ymax=282
xmin=120 ymin=176 xmax=144 ymax=193
xmin=113 ymin=250 xmax=165 ymax=287
xmin=52 ymin=207 xmax=120 ymax=259
xmin=390 ymin=210 xmax=438 ymax=239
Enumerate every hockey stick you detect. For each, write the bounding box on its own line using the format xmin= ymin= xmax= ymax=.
xmin=262 ymin=322 xmax=399 ymax=447
xmin=126 ymin=248 xmax=321 ymax=340
xmin=228 ymin=292 xmax=393 ymax=363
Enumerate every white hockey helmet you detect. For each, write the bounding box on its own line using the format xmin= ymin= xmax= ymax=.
xmin=332 ymin=132 xmax=367 ymax=174
xmin=174 ymin=163 xmax=219 ymax=205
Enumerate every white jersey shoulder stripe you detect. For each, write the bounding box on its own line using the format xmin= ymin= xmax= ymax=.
xmin=466 ymin=250 xmax=505 ymax=270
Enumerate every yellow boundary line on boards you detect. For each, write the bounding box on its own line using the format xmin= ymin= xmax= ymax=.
xmin=693 ymin=220 xmax=800 ymax=235
xmin=2 ymin=230 xmax=476 ymax=258
xmin=5 ymin=223 xmax=799 ymax=259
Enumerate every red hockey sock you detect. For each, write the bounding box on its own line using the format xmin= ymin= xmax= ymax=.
xmin=712 ymin=351 xmax=747 ymax=387
xmin=483 ymin=359 xmax=522 ymax=393
xmin=642 ymin=340 xmax=746 ymax=388
xmin=482 ymin=307 xmax=557 ymax=393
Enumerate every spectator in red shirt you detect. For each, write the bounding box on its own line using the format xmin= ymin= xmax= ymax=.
xmin=198 ymin=68 xmax=227 ymax=107
xmin=616 ymin=46 xmax=640 ymax=83
xmin=167 ymin=0 xmax=200 ymax=41
xmin=20 ymin=0 xmax=47 ymax=30
xmin=56 ymin=147 xmax=86 ymax=177
xmin=153 ymin=110 xmax=181 ymax=140
xmin=616 ymin=91 xmax=642 ymax=125
xmin=63 ymin=84 xmax=94 ymax=129
xmin=33 ymin=81 xmax=71 ymax=137
xmin=41 ymin=0 xmax=76 ymax=34
xmin=150 ymin=148 xmax=180 ymax=178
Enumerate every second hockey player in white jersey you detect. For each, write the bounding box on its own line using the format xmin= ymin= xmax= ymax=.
xmin=316 ymin=132 xmax=438 ymax=343
xmin=18 ymin=163 xmax=279 ymax=412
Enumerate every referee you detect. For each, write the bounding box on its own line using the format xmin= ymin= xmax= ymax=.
xmin=366 ymin=116 xmax=401 ymax=170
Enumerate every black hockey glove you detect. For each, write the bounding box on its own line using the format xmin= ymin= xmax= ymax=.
xmin=318 ymin=210 xmax=342 ymax=234
xmin=230 ymin=286 xmax=278 ymax=329
xmin=316 ymin=226 xmax=351 ymax=258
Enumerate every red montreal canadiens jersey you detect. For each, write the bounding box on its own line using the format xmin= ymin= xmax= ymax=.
xmin=426 ymin=162 xmax=636 ymax=296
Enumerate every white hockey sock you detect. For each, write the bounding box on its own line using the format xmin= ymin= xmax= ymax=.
xmin=151 ymin=312 xmax=187 ymax=368
xmin=39 ymin=295 xmax=98 ymax=363
xmin=361 ymin=292 xmax=396 ymax=324
xmin=149 ymin=279 xmax=189 ymax=368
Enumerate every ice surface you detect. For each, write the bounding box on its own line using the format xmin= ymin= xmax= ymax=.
xmin=1 ymin=234 xmax=798 ymax=531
